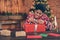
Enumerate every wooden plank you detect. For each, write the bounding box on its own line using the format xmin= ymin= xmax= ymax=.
xmin=0 ymin=16 xmax=8 ymax=20
xmin=0 ymin=15 xmax=22 ymax=20
xmin=1 ymin=21 xmax=17 ymax=24
xmin=9 ymin=16 xmax=22 ymax=20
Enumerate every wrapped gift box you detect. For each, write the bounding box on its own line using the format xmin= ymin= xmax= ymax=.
xmin=24 ymin=24 xmax=35 ymax=33
xmin=1 ymin=30 xmax=11 ymax=36
xmin=48 ymin=33 xmax=60 ymax=37
xmin=24 ymin=24 xmax=46 ymax=33
xmin=27 ymin=35 xmax=42 ymax=38
xmin=15 ymin=31 xmax=26 ymax=37
xmin=37 ymin=24 xmax=46 ymax=32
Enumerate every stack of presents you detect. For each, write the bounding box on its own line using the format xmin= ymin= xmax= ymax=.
xmin=0 ymin=24 xmax=60 ymax=40
xmin=0 ymin=0 xmax=60 ymax=40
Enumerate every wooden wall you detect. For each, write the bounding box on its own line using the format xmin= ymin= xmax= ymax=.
xmin=0 ymin=0 xmax=34 ymax=13
xmin=48 ymin=0 xmax=60 ymax=30
xmin=0 ymin=0 xmax=60 ymax=30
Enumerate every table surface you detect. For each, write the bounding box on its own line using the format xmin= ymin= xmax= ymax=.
xmin=0 ymin=31 xmax=60 ymax=40
xmin=0 ymin=15 xmax=23 ymax=20
xmin=0 ymin=36 xmax=60 ymax=40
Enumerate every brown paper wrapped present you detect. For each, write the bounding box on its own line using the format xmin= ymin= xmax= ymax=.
xmin=15 ymin=31 xmax=26 ymax=37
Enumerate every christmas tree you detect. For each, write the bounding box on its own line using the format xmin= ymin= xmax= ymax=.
xmin=32 ymin=0 xmax=51 ymax=17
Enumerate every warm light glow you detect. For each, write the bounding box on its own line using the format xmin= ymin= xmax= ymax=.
xmin=0 ymin=0 xmax=25 ymax=13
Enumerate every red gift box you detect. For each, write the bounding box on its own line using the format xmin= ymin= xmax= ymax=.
xmin=27 ymin=35 xmax=42 ymax=38
xmin=24 ymin=24 xmax=46 ymax=33
xmin=24 ymin=24 xmax=35 ymax=32
xmin=48 ymin=33 xmax=60 ymax=37
xmin=37 ymin=24 xmax=46 ymax=32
